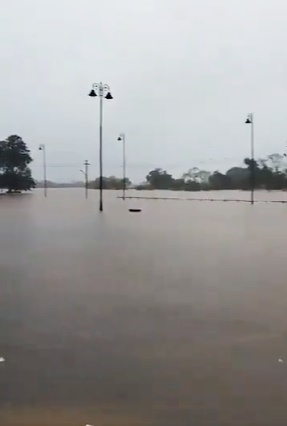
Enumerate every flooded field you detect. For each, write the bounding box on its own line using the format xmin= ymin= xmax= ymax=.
xmin=1 ymin=189 xmax=287 ymax=425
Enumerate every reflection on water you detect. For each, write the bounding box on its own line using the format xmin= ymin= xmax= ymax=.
xmin=1 ymin=189 xmax=287 ymax=425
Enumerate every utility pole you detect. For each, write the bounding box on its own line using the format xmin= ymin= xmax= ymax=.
xmin=80 ymin=160 xmax=90 ymax=199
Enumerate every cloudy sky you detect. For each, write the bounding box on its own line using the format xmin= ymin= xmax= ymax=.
xmin=1 ymin=0 xmax=287 ymax=182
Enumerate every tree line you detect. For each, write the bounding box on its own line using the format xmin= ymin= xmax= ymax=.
xmin=85 ymin=154 xmax=287 ymax=191
xmin=137 ymin=154 xmax=287 ymax=191
xmin=1 ymin=135 xmax=287 ymax=193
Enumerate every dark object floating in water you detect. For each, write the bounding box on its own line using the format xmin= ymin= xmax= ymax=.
xmin=129 ymin=208 xmax=142 ymax=213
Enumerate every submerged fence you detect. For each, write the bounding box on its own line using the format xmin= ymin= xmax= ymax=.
xmin=117 ymin=193 xmax=287 ymax=204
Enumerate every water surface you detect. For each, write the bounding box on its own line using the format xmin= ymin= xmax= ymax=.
xmin=1 ymin=189 xmax=287 ymax=425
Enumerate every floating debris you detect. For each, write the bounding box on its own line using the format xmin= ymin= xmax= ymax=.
xmin=0 ymin=357 xmax=5 ymax=363
xmin=278 ymin=358 xmax=284 ymax=363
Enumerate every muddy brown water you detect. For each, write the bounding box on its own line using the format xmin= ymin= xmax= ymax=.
xmin=1 ymin=189 xmax=287 ymax=425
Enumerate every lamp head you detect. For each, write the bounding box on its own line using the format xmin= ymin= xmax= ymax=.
xmin=245 ymin=113 xmax=253 ymax=124
xmin=88 ymin=89 xmax=97 ymax=97
xmin=105 ymin=92 xmax=113 ymax=100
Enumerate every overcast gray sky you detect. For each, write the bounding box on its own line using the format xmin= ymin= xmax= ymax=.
xmin=1 ymin=0 xmax=287 ymax=182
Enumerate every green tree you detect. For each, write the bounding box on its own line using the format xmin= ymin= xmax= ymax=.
xmin=209 ymin=171 xmax=232 ymax=190
xmin=226 ymin=167 xmax=248 ymax=189
xmin=184 ymin=180 xmax=201 ymax=191
xmin=0 ymin=135 xmax=35 ymax=193
xmin=146 ymin=168 xmax=174 ymax=189
xmin=171 ymin=178 xmax=185 ymax=191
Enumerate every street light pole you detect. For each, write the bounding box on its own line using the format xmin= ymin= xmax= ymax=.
xmin=118 ymin=133 xmax=126 ymax=200
xmin=88 ymin=82 xmax=113 ymax=212
xmin=99 ymin=95 xmax=103 ymax=210
xmin=38 ymin=144 xmax=47 ymax=197
xmin=245 ymin=113 xmax=255 ymax=205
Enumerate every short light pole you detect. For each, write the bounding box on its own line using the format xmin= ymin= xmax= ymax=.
xmin=38 ymin=144 xmax=47 ymax=197
xmin=88 ymin=83 xmax=113 ymax=212
xmin=80 ymin=160 xmax=90 ymax=199
xmin=245 ymin=113 xmax=255 ymax=205
xmin=118 ymin=133 xmax=126 ymax=200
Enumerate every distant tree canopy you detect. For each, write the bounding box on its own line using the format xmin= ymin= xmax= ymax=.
xmin=91 ymin=176 xmax=131 ymax=190
xmin=138 ymin=154 xmax=287 ymax=191
xmin=146 ymin=168 xmax=174 ymax=189
xmin=0 ymin=135 xmax=35 ymax=193
xmin=36 ymin=180 xmax=85 ymax=189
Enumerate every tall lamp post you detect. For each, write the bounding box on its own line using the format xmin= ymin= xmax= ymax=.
xmin=88 ymin=82 xmax=113 ymax=212
xmin=38 ymin=144 xmax=47 ymax=197
xmin=117 ymin=133 xmax=126 ymax=200
xmin=245 ymin=113 xmax=255 ymax=205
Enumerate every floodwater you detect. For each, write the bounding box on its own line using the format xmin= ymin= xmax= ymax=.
xmin=1 ymin=189 xmax=287 ymax=425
